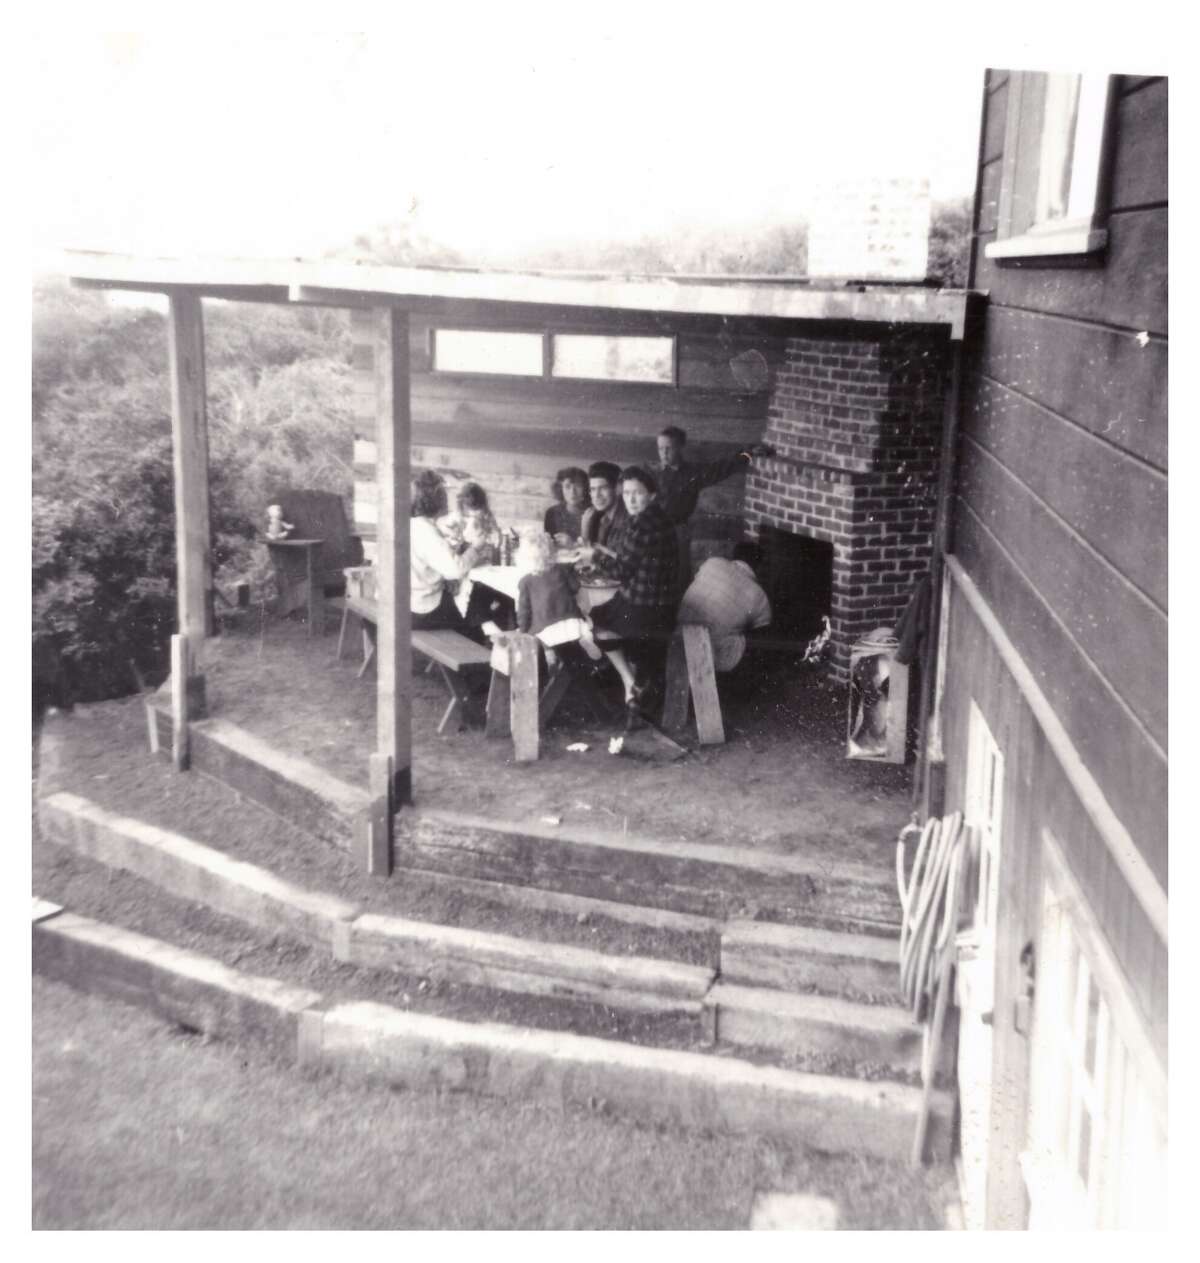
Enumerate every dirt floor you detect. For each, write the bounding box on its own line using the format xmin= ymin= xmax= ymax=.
xmin=200 ymin=616 xmax=915 ymax=871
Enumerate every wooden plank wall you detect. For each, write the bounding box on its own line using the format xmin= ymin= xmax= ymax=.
xmin=950 ymin=71 xmax=1167 ymax=1225
xmin=961 ymin=72 xmax=1167 ymax=878
xmin=353 ymin=314 xmax=776 ymax=557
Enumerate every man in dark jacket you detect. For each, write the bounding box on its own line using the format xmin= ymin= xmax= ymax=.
xmin=653 ymin=426 xmax=773 ymax=582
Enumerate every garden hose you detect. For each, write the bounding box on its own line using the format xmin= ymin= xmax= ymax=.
xmin=896 ymin=810 xmax=968 ymax=1164
xmin=896 ymin=811 xmax=966 ymax=1022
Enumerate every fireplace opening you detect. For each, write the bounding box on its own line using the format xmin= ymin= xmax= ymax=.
xmin=757 ymin=524 xmax=833 ymax=644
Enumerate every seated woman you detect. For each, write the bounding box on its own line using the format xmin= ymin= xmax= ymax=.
xmin=577 ymin=465 xmax=679 ymax=718
xmin=543 ymin=467 xmax=590 ymax=545
xmin=411 ymin=469 xmax=488 ymax=635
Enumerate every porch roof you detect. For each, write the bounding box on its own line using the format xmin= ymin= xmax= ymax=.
xmin=58 ymin=250 xmax=971 ymax=339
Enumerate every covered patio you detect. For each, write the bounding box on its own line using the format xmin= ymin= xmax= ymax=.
xmin=62 ymin=250 xmax=969 ymax=881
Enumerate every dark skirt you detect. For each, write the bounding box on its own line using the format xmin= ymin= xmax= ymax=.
xmin=411 ymin=588 xmax=470 ymax=633
xmin=590 ymin=592 xmax=674 ymax=643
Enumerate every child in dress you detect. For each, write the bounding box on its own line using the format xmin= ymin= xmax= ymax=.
xmin=438 ymin=482 xmax=501 ymax=563
xmin=515 ymin=532 xmax=602 ymax=669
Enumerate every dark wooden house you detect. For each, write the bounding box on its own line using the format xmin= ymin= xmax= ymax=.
xmin=932 ymin=71 xmax=1167 ymax=1228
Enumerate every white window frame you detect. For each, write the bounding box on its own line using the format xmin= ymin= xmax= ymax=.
xmin=1022 ymin=828 xmax=1167 ymax=1229
xmin=986 ymin=71 xmax=1116 ymax=261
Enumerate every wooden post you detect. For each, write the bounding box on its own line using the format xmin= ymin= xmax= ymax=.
xmin=171 ymin=634 xmax=190 ymax=770
xmin=167 ymin=291 xmax=212 ymax=713
xmin=372 ymin=306 xmax=412 ymax=873
xmin=662 ymin=630 xmax=691 ymax=733
xmin=509 ymin=633 xmax=541 ymax=762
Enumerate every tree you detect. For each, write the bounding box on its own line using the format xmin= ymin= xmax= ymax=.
xmin=927 ymin=196 xmax=972 ymax=288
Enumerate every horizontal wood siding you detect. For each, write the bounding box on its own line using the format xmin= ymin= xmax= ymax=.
xmin=1111 ymin=79 xmax=1168 ymax=209
xmin=956 ymin=70 xmax=1167 ymax=899
xmin=973 ymin=205 xmax=1167 ymax=335
xmin=352 ymin=318 xmax=770 ymax=551
xmin=973 ymin=306 xmax=1166 ymax=471
xmin=961 ymin=379 xmax=1167 ymax=607
xmin=957 ymin=441 xmax=1166 ymax=744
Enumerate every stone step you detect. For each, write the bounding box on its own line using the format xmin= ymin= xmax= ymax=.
xmin=38 ymin=791 xmax=714 ymax=1024
xmin=398 ymin=809 xmax=901 ymax=934
xmin=721 ymin=920 xmax=903 ymax=1004
xmin=32 ymin=903 xmax=952 ymax=1165
xmin=707 ymin=983 xmax=924 ymax=1074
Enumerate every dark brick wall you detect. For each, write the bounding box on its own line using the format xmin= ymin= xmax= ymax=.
xmin=746 ymin=332 xmax=949 ymax=680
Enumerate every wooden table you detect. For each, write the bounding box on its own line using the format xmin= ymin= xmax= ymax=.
xmin=265 ymin=537 xmax=325 ymax=636
xmin=468 ymin=564 xmax=619 ymax=614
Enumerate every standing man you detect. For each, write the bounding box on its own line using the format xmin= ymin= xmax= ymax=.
xmin=653 ymin=425 xmax=772 ymax=583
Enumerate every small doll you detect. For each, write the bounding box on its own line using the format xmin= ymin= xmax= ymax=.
xmin=266 ymin=504 xmax=294 ymax=540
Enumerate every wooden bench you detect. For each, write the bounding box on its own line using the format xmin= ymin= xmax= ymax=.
xmin=411 ymin=629 xmax=494 ymax=735
xmin=334 ymin=591 xmax=491 ymax=734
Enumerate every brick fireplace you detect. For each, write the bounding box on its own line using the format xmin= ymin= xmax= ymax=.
xmin=744 ymin=329 xmax=950 ymax=682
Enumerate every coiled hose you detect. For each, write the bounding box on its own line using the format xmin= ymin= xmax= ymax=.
xmin=896 ymin=811 xmax=965 ymax=1021
xmin=896 ymin=810 xmax=968 ymax=1165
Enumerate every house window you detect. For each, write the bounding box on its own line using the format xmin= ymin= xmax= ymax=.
xmin=432 ymin=329 xmax=545 ymax=377
xmin=431 ymin=328 xmax=677 ymax=384
xmin=986 ymin=72 xmax=1115 ymax=261
xmin=551 ymin=334 xmax=675 ymax=384
xmin=1022 ymin=830 xmax=1167 ymax=1229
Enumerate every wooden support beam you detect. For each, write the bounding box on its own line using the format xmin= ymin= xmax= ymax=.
xmin=362 ymin=752 xmax=394 ymax=877
xmin=508 ymin=633 xmax=541 ymax=762
xmin=167 ymin=292 xmax=213 ymax=650
xmin=370 ymin=307 xmax=413 ymax=815
xmin=171 ymin=635 xmax=190 ymax=771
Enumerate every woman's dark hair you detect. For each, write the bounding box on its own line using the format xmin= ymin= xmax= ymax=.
xmin=551 ymin=466 xmax=589 ymax=501
xmin=587 ymin=460 xmax=621 ymax=487
xmin=619 ymin=465 xmax=657 ymax=495
xmin=456 ymin=481 xmax=490 ymax=513
xmin=412 ymin=469 xmax=448 ymax=519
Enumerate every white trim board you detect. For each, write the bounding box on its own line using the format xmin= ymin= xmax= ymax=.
xmin=944 ymin=555 xmax=1166 ymax=943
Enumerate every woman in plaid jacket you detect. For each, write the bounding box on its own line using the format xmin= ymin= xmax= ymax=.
xmin=580 ymin=466 xmax=679 ymax=715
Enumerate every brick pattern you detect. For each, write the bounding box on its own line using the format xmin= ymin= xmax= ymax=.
xmin=746 ymin=333 xmax=948 ymax=680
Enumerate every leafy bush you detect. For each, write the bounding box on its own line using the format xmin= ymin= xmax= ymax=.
xmin=31 ymin=279 xmax=350 ymax=704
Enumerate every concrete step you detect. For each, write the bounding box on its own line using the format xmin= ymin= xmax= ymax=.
xmin=32 ymin=902 xmax=953 ymax=1165
xmin=707 ymin=983 xmax=924 ymax=1075
xmin=721 ymin=920 xmax=903 ymax=1004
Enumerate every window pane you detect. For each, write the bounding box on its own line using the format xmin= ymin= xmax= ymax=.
xmin=1035 ymin=74 xmax=1082 ymax=224
xmin=434 ymin=329 xmax=544 ymax=376
xmin=552 ymin=335 xmax=674 ymax=384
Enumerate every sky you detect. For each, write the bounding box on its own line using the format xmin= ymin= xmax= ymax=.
xmin=30 ymin=27 xmax=994 ymax=264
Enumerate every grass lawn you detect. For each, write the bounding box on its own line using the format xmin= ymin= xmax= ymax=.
xmin=32 ymin=975 xmax=949 ymax=1229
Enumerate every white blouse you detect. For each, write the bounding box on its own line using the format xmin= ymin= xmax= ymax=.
xmin=411 ymin=515 xmax=472 ymax=614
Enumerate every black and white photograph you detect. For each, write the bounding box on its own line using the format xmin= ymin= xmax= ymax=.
xmin=25 ymin=10 xmax=1174 ymax=1233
